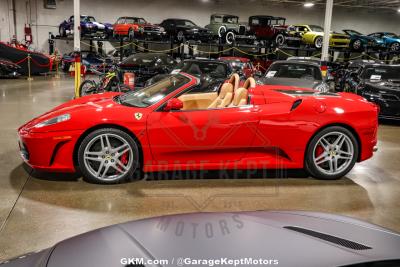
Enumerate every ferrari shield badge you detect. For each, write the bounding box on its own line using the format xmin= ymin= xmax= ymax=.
xmin=134 ymin=112 xmax=143 ymax=120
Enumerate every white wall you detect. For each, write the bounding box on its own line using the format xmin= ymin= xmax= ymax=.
xmin=1 ymin=0 xmax=400 ymax=54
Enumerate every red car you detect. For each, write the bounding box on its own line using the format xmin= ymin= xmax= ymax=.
xmin=113 ymin=16 xmax=166 ymax=39
xmin=18 ymin=73 xmax=378 ymax=184
xmin=218 ymin=57 xmax=256 ymax=78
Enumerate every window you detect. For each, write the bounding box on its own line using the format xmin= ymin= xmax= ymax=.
xmin=118 ymin=75 xmax=189 ymax=107
xmin=361 ymin=66 xmax=400 ymax=80
xmin=267 ymin=63 xmax=322 ymax=80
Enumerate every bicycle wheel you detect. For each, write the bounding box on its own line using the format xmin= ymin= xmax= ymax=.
xmin=79 ymin=80 xmax=98 ymax=97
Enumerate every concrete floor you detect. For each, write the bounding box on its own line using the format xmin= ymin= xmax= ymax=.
xmin=0 ymin=75 xmax=400 ymax=261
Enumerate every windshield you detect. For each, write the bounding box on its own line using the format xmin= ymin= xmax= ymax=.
xmin=176 ymin=20 xmax=196 ymax=27
xmin=121 ymin=53 xmax=175 ymax=66
xmin=118 ymin=75 xmax=189 ymax=107
xmin=266 ymin=63 xmax=322 ymax=80
xmin=385 ymin=33 xmax=398 ymax=38
xmin=361 ymin=66 xmax=400 ymax=80
xmin=176 ymin=61 xmax=229 ymax=79
xmin=345 ymin=29 xmax=362 ymax=35
xmin=84 ymin=16 xmax=96 ymax=22
xmin=224 ymin=16 xmax=238 ymax=23
xmin=309 ymin=25 xmax=324 ymax=32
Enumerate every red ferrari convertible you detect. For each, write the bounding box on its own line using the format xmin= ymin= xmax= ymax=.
xmin=18 ymin=73 xmax=378 ymax=184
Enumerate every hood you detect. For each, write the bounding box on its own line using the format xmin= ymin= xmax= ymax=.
xmin=365 ymin=79 xmax=400 ymax=91
xmin=20 ymin=93 xmax=121 ymax=133
xmin=3 ymin=211 xmax=400 ymax=267
xmin=262 ymin=77 xmax=321 ymax=89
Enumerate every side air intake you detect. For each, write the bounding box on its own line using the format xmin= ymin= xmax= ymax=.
xmin=283 ymin=226 xmax=372 ymax=250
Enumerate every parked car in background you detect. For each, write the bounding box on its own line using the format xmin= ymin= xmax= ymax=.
xmin=344 ymin=63 xmax=400 ymax=119
xmin=247 ymin=15 xmax=301 ymax=47
xmin=261 ymin=60 xmax=330 ymax=92
xmin=146 ymin=58 xmax=232 ymax=89
xmin=205 ymin=14 xmax=255 ymax=45
xmin=342 ymin=29 xmax=385 ymax=51
xmin=159 ymin=18 xmax=213 ymax=43
xmin=0 ymin=58 xmax=21 ymax=78
xmin=218 ymin=56 xmax=257 ymax=78
xmin=291 ymin=24 xmax=350 ymax=49
xmin=367 ymin=32 xmax=400 ymax=52
xmin=113 ymin=16 xmax=166 ymax=40
xmin=118 ymin=52 xmax=177 ymax=88
xmin=61 ymin=51 xmax=112 ymax=73
xmin=59 ymin=15 xmax=113 ymax=38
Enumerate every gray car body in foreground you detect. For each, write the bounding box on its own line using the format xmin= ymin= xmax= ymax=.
xmin=1 ymin=211 xmax=400 ymax=267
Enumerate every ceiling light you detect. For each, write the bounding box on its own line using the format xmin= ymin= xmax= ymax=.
xmin=398 ymin=8 xmax=400 ymax=12
xmin=304 ymin=2 xmax=315 ymax=7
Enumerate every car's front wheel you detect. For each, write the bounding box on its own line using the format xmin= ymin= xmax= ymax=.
xmin=78 ymin=128 xmax=140 ymax=184
xmin=314 ymin=36 xmax=323 ymax=49
xmin=305 ymin=126 xmax=358 ymax=180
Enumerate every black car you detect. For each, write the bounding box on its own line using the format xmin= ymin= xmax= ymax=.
xmin=118 ymin=52 xmax=177 ymax=88
xmin=159 ymin=18 xmax=213 ymax=42
xmin=145 ymin=59 xmax=232 ymax=92
xmin=0 ymin=58 xmax=21 ymax=78
xmin=345 ymin=63 xmax=400 ymax=119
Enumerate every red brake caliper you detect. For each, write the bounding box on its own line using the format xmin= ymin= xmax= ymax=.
xmin=315 ymin=145 xmax=324 ymax=159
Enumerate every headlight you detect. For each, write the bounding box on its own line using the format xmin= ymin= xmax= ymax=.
xmin=34 ymin=114 xmax=71 ymax=128
xmin=159 ymin=27 xmax=165 ymax=32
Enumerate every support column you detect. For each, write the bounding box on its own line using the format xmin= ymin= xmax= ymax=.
xmin=321 ymin=0 xmax=333 ymax=62
xmin=73 ymin=0 xmax=81 ymax=98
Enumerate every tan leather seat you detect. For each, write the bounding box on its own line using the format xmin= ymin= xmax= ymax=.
xmin=229 ymin=88 xmax=248 ymax=107
xmin=207 ymin=73 xmax=239 ymax=109
xmin=229 ymin=76 xmax=254 ymax=107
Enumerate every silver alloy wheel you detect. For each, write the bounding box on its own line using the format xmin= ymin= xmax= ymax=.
xmin=315 ymin=37 xmax=323 ymax=48
xmin=353 ymin=40 xmax=361 ymax=50
xmin=391 ymin=42 xmax=399 ymax=51
xmin=312 ymin=131 xmax=354 ymax=175
xmin=83 ymin=133 xmax=134 ymax=181
xmin=177 ymin=31 xmax=184 ymax=41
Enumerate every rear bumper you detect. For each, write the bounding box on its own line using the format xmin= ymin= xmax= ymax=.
xmin=18 ymin=129 xmax=83 ymax=173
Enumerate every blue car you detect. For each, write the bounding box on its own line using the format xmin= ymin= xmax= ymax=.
xmin=343 ymin=29 xmax=385 ymax=51
xmin=61 ymin=51 xmax=112 ymax=73
xmin=368 ymin=32 xmax=400 ymax=52
xmin=59 ymin=15 xmax=113 ymax=38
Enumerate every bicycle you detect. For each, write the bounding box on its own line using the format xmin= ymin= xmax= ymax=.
xmin=79 ymin=64 xmax=132 ymax=97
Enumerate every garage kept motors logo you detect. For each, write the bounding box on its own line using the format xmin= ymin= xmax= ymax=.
xmin=134 ymin=112 xmax=143 ymax=120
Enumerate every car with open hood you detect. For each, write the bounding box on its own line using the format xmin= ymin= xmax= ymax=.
xmin=18 ymin=72 xmax=378 ymax=184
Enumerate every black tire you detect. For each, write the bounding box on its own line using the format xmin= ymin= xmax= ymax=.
xmin=79 ymin=80 xmax=97 ymax=96
xmin=78 ymin=128 xmax=140 ymax=184
xmin=352 ymin=39 xmax=362 ymax=51
xmin=225 ymin=31 xmax=235 ymax=45
xmin=176 ymin=31 xmax=185 ymax=42
xmin=274 ymin=33 xmax=285 ymax=47
xmin=305 ymin=126 xmax=358 ymax=180
xmin=314 ymin=36 xmax=323 ymax=49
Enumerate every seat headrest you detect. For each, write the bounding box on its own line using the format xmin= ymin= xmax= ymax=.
xmin=243 ymin=77 xmax=256 ymax=89
xmin=219 ymin=83 xmax=233 ymax=99
xmin=228 ymin=73 xmax=240 ymax=91
xmin=231 ymin=87 xmax=248 ymax=106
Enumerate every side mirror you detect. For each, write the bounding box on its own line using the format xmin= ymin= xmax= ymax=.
xmin=164 ymin=98 xmax=183 ymax=111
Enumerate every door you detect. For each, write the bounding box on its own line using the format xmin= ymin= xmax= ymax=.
xmin=146 ymin=106 xmax=260 ymax=165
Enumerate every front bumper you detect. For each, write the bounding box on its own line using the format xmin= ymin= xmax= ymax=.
xmin=18 ymin=128 xmax=83 ymax=173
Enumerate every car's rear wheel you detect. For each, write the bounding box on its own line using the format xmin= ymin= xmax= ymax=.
xmin=78 ymin=128 xmax=140 ymax=184
xmin=305 ymin=126 xmax=358 ymax=180
xmin=314 ymin=36 xmax=323 ymax=49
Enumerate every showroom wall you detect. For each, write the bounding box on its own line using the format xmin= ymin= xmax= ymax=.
xmin=1 ymin=0 xmax=400 ymax=54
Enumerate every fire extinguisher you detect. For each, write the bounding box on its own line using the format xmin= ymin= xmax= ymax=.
xmin=24 ymin=24 xmax=33 ymax=46
xmin=124 ymin=72 xmax=135 ymax=90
